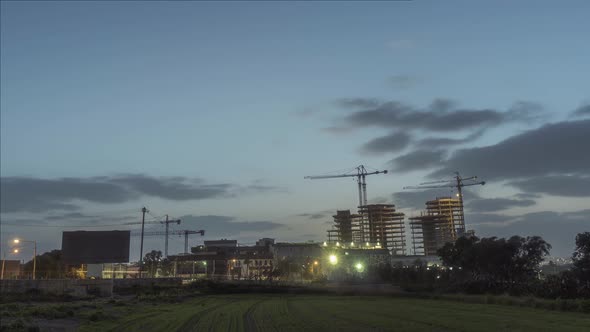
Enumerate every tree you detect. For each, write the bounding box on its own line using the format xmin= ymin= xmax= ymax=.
xmin=142 ymin=250 xmax=162 ymax=278
xmin=23 ymin=249 xmax=64 ymax=279
xmin=572 ymin=232 xmax=590 ymax=289
xmin=438 ymin=235 xmax=551 ymax=290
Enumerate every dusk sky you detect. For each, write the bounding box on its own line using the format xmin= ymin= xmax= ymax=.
xmin=1 ymin=1 xmax=589 ymax=260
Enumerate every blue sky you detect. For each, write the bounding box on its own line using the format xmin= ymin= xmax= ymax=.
xmin=1 ymin=1 xmax=589 ymax=259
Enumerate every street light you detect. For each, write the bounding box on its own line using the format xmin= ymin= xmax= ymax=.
xmin=12 ymin=238 xmax=37 ymax=280
xmin=328 ymin=254 xmax=338 ymax=265
xmin=355 ymin=262 xmax=364 ymax=272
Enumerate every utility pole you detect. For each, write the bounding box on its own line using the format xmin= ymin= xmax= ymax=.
xmin=165 ymin=215 xmax=169 ymax=258
xmin=139 ymin=207 xmax=147 ymax=277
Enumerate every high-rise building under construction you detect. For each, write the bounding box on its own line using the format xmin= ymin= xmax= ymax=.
xmin=409 ymin=197 xmax=464 ymax=255
xmin=327 ymin=210 xmax=362 ymax=244
xmin=327 ymin=204 xmax=406 ymax=255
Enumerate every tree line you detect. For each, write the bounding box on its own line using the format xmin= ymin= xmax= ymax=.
xmin=375 ymin=232 xmax=589 ymax=299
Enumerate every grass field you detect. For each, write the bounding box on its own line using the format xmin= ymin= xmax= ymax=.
xmin=78 ymin=294 xmax=590 ymax=332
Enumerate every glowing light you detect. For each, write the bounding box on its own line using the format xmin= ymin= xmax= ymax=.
xmin=350 ymin=242 xmax=354 ymax=247
xmin=366 ymin=242 xmax=369 ymax=246
xmin=313 ymin=261 xmax=319 ymax=266
xmin=203 ymin=262 xmax=207 ymax=266
xmin=355 ymin=263 xmax=363 ymax=272
xmin=13 ymin=249 xmax=19 ymax=253
xmin=13 ymin=239 xmax=20 ymax=244
xmin=456 ymin=193 xmax=460 ymax=197
xmin=336 ymin=242 xmax=340 ymax=247
xmin=345 ymin=252 xmax=349 ymax=255
xmin=329 ymin=255 xmax=338 ymax=265
xmin=323 ymin=242 xmax=327 ymax=247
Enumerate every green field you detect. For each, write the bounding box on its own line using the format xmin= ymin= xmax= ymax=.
xmin=79 ymin=294 xmax=590 ymax=332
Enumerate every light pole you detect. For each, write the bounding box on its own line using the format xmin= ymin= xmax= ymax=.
xmin=13 ymin=239 xmax=37 ymax=280
xmin=1 ymin=251 xmax=6 ymax=280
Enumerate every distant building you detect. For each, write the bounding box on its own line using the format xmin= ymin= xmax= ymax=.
xmin=271 ymin=242 xmax=323 ymax=264
xmin=256 ymin=238 xmax=275 ymax=247
xmin=204 ymin=239 xmax=238 ymax=249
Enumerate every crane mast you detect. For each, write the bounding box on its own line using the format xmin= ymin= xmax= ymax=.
xmin=305 ymin=165 xmax=388 ymax=207
xmin=403 ymin=172 xmax=485 ymax=232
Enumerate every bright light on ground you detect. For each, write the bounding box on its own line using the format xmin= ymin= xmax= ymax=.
xmin=329 ymin=255 xmax=338 ymax=265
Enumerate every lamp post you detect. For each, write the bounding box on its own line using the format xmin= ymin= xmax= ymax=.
xmin=1 ymin=251 xmax=6 ymax=280
xmin=13 ymin=239 xmax=36 ymax=280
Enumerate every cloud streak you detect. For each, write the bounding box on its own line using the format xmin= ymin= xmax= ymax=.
xmin=0 ymin=175 xmax=281 ymax=213
xmin=388 ymin=149 xmax=447 ymax=172
xmin=430 ymin=119 xmax=590 ymax=183
xmin=472 ymin=209 xmax=590 ymax=257
xmin=179 ymin=214 xmax=286 ymax=238
xmin=361 ymin=132 xmax=411 ymax=154
xmin=341 ymin=99 xmax=539 ymax=132
xmin=467 ymin=197 xmax=536 ymax=212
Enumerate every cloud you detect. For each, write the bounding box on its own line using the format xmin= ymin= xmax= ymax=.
xmin=416 ymin=130 xmax=485 ymax=149
xmin=45 ymin=212 xmax=98 ymax=221
xmin=296 ymin=213 xmax=328 ymax=220
xmin=513 ymin=192 xmax=542 ymax=199
xmin=0 ymin=175 xmax=279 ymax=213
xmin=511 ymin=175 xmax=590 ymax=197
xmin=179 ymin=215 xmax=286 ymax=238
xmin=321 ymin=126 xmax=355 ymax=135
xmin=361 ymin=131 xmax=411 ymax=154
xmin=0 ymin=177 xmax=135 ymax=213
xmin=340 ymin=99 xmax=538 ymax=132
xmin=571 ymin=104 xmax=590 ymax=117
xmin=472 ymin=209 xmax=590 ymax=257
xmin=388 ymin=75 xmax=419 ymax=89
xmin=336 ymin=98 xmax=382 ymax=109
xmin=369 ymin=196 xmax=389 ymax=204
xmin=430 ymin=119 xmax=590 ymax=181
xmin=388 ymin=149 xmax=447 ymax=172
xmin=467 ymin=198 xmax=536 ymax=212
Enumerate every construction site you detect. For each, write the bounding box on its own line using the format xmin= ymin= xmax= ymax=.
xmin=327 ymin=205 xmax=406 ymax=255
xmin=315 ymin=166 xmax=484 ymax=257
xmin=409 ymin=197 xmax=463 ymax=256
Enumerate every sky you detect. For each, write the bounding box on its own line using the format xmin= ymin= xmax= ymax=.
xmin=1 ymin=0 xmax=589 ymax=260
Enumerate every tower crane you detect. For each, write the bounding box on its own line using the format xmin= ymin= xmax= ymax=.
xmin=161 ymin=215 xmax=181 ymax=258
xmin=132 ymin=229 xmax=205 ymax=255
xmin=304 ymin=165 xmax=388 ymax=207
xmin=403 ymin=172 xmax=485 ymax=232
